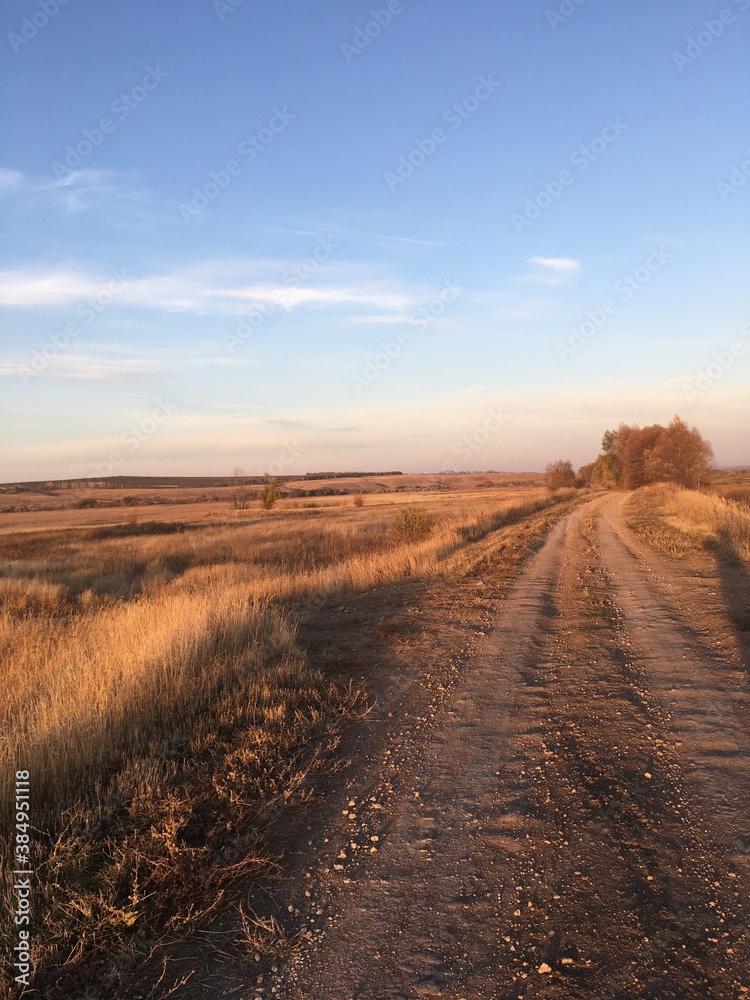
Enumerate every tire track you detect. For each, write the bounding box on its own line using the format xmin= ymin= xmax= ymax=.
xmin=264 ymin=494 xmax=750 ymax=1000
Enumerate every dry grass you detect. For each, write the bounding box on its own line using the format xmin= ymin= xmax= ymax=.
xmin=2 ymin=592 xmax=308 ymax=828
xmin=627 ymin=484 xmax=750 ymax=563
xmin=709 ymin=484 xmax=750 ymax=509
xmin=0 ymin=490 xmax=550 ymax=606
xmin=0 ymin=486 xmax=576 ymax=997
xmin=0 ymin=594 xmax=356 ymax=998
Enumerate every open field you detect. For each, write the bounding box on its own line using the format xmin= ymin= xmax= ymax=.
xmin=0 ymin=480 xmax=574 ymax=998
xmin=3 ymin=474 xmax=750 ymax=998
xmin=0 ymin=473 xmax=545 ymax=521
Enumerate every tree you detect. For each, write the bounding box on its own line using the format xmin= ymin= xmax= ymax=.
xmin=589 ymin=416 xmax=714 ymax=490
xmin=544 ymin=459 xmax=576 ymax=490
xmin=576 ymin=461 xmax=597 ymax=486
xmin=260 ymin=473 xmax=281 ymax=510
xmin=644 ymin=415 xmax=714 ymax=488
xmin=230 ymin=467 xmax=253 ymax=510
xmin=601 ymin=428 xmax=618 ymax=455
xmin=615 ymin=424 xmax=664 ymax=489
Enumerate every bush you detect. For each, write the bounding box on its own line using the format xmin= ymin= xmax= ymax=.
xmin=544 ymin=460 xmax=576 ymax=490
xmin=391 ymin=506 xmax=433 ymax=542
xmin=260 ymin=474 xmax=281 ymax=510
xmin=353 ymin=494 xmax=365 ymax=507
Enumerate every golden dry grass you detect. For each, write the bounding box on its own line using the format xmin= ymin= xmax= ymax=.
xmin=2 ymin=592 xmax=303 ymax=827
xmin=0 ymin=592 xmax=357 ymax=998
xmin=627 ymin=484 xmax=750 ymax=563
xmin=0 ymin=486 xmax=576 ymax=997
xmin=1 ymin=490 xmax=555 ymax=819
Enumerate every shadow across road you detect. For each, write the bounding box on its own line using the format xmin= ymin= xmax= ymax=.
xmin=714 ymin=528 xmax=750 ymax=673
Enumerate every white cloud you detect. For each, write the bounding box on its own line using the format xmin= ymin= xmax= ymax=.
xmin=520 ymin=256 xmax=581 ymax=285
xmin=0 ymin=268 xmax=100 ymax=306
xmin=0 ymin=260 xmax=414 ymax=315
xmin=529 ymin=256 xmax=581 ymax=273
xmin=38 ymin=169 xmax=146 ymax=213
xmin=0 ymin=169 xmax=24 ymax=195
xmin=0 ymin=166 xmax=149 ymax=214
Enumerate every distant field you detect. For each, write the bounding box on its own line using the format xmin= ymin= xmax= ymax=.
xmin=0 ymin=473 xmax=545 ymax=529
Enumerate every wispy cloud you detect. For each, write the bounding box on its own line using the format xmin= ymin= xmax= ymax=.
xmin=39 ymin=169 xmax=148 ymax=214
xmin=0 ymin=353 xmax=164 ymax=381
xmin=0 ymin=169 xmax=24 ymax=195
xmin=0 ymin=260 xmax=414 ymax=315
xmin=520 ymin=256 xmax=581 ymax=285
xmin=0 ymin=268 xmax=98 ymax=306
xmin=0 ymin=166 xmax=149 ymax=214
xmin=273 ymin=225 xmax=445 ymax=248
xmin=0 ymin=342 xmax=259 ymax=381
xmin=345 ymin=314 xmax=415 ymax=325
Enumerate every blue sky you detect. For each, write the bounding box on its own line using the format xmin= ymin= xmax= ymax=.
xmin=1 ymin=0 xmax=748 ymax=480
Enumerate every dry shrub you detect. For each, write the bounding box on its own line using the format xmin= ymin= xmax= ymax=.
xmin=391 ymin=506 xmax=433 ymax=542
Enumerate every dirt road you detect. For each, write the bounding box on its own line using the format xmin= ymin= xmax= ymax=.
xmin=262 ymin=493 xmax=750 ymax=999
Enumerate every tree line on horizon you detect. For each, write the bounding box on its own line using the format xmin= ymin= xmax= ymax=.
xmin=545 ymin=415 xmax=715 ymax=490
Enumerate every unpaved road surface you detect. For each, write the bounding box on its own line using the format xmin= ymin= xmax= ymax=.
xmin=260 ymin=494 xmax=750 ymax=999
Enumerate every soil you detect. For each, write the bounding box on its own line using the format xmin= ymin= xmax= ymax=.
xmin=179 ymin=493 xmax=750 ymax=1000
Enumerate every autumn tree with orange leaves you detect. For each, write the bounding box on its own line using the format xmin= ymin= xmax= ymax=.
xmin=580 ymin=415 xmax=714 ymax=489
